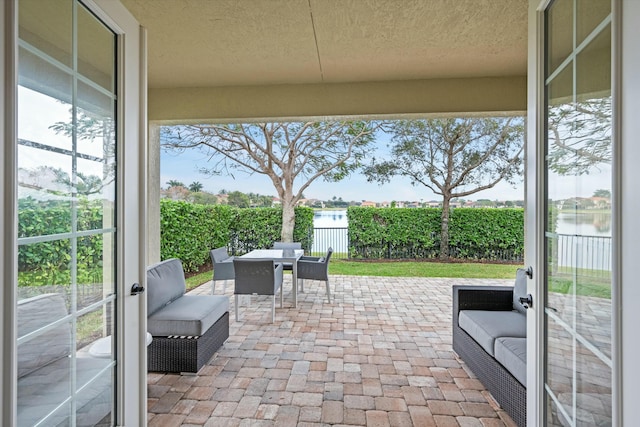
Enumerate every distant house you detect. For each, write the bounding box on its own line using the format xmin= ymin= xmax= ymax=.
xmin=590 ymin=197 xmax=611 ymax=209
xmin=360 ymin=200 xmax=377 ymax=207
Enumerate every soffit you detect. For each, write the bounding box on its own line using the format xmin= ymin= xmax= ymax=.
xmin=120 ymin=0 xmax=528 ymax=89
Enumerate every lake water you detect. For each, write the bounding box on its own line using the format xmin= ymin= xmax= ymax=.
xmin=313 ymin=209 xmax=348 ymax=227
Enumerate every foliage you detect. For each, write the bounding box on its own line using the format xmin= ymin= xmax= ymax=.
xmin=227 ymin=191 xmax=251 ymax=208
xmin=160 ymin=201 xmax=313 ymax=272
xmin=228 ymin=206 xmax=314 ymax=254
xmin=348 ymin=207 xmax=524 ymax=261
xmin=18 ymin=198 xmax=105 ymax=286
xmin=364 ymin=117 xmax=525 ymax=259
xmin=348 ymin=207 xmax=441 ymax=258
xmin=160 ymin=199 xmax=234 ymax=271
xmin=447 ymin=208 xmax=524 ymax=261
xmin=166 ymin=180 xmax=185 ymax=188
xmin=189 ymin=191 xmax=219 ymax=205
xmin=188 ymin=181 xmax=203 ymax=192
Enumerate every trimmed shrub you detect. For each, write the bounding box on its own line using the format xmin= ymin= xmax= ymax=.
xmin=348 ymin=207 xmax=524 ymax=261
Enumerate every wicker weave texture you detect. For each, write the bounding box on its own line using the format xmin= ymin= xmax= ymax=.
xmin=148 ymin=312 xmax=229 ymax=373
xmin=452 ymin=286 xmax=526 ymax=427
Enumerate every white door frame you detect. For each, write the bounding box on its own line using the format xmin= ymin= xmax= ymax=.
xmin=1 ymin=1 xmax=147 ymax=425
xmin=87 ymin=1 xmax=148 ymax=425
xmin=525 ymin=1 xmax=545 ymax=425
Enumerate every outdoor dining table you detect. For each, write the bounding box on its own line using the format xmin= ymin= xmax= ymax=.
xmin=239 ymin=249 xmax=304 ymax=307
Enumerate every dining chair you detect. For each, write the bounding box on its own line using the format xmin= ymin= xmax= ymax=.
xmin=232 ymin=258 xmax=284 ymax=323
xmin=272 ymin=241 xmax=302 ymax=271
xmin=297 ymin=247 xmax=333 ymax=303
xmin=210 ymin=247 xmax=235 ymax=294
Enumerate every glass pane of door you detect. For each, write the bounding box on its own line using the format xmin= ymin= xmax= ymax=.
xmin=17 ymin=0 xmax=117 ymax=425
xmin=544 ymin=1 xmax=613 ymax=426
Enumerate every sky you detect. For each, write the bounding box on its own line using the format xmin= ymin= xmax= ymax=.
xmin=159 ymin=123 xmax=611 ymax=204
xmin=160 ymin=138 xmax=527 ymax=203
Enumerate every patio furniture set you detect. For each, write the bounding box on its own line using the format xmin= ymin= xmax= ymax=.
xmin=146 ymin=243 xmax=333 ymax=373
xmin=145 ymin=244 xmax=528 ymax=426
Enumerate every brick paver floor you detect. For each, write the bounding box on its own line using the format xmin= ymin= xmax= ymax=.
xmin=147 ymin=274 xmax=518 ymax=427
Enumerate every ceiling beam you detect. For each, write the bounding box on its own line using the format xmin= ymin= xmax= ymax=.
xmin=149 ymin=76 xmax=526 ymax=123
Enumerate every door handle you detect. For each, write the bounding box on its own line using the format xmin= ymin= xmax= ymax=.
xmin=131 ymin=283 xmax=145 ymax=295
xmin=519 ymin=294 xmax=533 ymax=309
xmin=525 ymin=266 xmax=533 ymax=279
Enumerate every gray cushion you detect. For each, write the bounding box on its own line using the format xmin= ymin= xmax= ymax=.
xmin=495 ymin=337 xmax=527 ymax=386
xmin=147 ymin=258 xmax=187 ymax=315
xmin=18 ymin=354 xmax=110 ymax=426
xmin=513 ymin=268 xmax=528 ymax=314
xmin=458 ymin=310 xmax=526 ymax=356
xmin=17 ymin=293 xmax=71 ymax=379
xmin=148 ymin=295 xmax=229 ymax=336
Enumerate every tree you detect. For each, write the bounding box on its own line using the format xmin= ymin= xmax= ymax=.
xmin=189 ymin=181 xmax=203 ymax=192
xmin=166 ymin=180 xmax=185 ymax=188
xmin=162 ymin=121 xmax=378 ymax=241
xmin=227 ymin=191 xmax=250 ymax=208
xmin=547 ymin=97 xmax=612 ymax=176
xmin=190 ymin=191 xmax=218 ymax=205
xmin=593 ymin=189 xmax=611 ymax=198
xmin=364 ymin=118 xmax=524 ymax=259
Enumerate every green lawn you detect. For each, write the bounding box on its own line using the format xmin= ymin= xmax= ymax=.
xmin=186 ymin=260 xmax=522 ymax=292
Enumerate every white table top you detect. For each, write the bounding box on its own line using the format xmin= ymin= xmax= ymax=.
xmin=240 ymin=249 xmax=304 ymax=260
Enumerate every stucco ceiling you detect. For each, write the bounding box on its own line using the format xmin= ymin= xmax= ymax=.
xmin=120 ymin=0 xmax=528 ymax=89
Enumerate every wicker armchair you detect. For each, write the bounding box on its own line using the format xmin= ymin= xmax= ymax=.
xmin=297 ymin=247 xmax=333 ymax=303
xmin=233 ymin=258 xmax=284 ymax=323
xmin=210 ymin=247 xmax=235 ymax=294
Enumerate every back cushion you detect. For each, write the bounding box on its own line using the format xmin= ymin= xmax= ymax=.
xmin=513 ymin=268 xmax=528 ymax=314
xmin=147 ymin=258 xmax=187 ymax=315
xmin=17 ymin=293 xmax=71 ymax=379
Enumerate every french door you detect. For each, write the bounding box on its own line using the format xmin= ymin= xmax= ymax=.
xmin=3 ymin=0 xmax=146 ymax=425
xmin=537 ymin=0 xmax=614 ymax=425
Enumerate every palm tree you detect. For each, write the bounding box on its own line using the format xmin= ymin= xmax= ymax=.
xmin=166 ymin=179 xmax=184 ymax=188
xmin=189 ymin=181 xmax=203 ymax=192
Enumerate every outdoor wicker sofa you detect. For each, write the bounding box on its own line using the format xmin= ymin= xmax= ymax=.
xmin=146 ymin=258 xmax=229 ymax=373
xmin=452 ymin=268 xmax=529 ymax=427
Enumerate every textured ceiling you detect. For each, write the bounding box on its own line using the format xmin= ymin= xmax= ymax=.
xmin=120 ymin=0 xmax=528 ymax=89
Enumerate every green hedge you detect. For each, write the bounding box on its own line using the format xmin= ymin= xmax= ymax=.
xmin=160 ymin=200 xmax=314 ymax=272
xmin=18 ymin=199 xmax=105 ymax=272
xmin=160 ymin=199 xmax=235 ymax=272
xmin=18 ymin=199 xmax=315 ymax=278
xmin=347 ymin=207 xmax=441 ymax=258
xmin=348 ymin=207 xmax=524 ymax=261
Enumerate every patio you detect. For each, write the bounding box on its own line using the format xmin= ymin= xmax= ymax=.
xmin=147 ymin=274 xmax=517 ymax=427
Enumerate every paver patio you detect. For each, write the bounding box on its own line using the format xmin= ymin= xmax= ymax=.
xmin=147 ymin=274 xmax=517 ymax=427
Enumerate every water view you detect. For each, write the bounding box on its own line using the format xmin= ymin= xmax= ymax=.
xmin=312 ymin=210 xmax=347 ymax=254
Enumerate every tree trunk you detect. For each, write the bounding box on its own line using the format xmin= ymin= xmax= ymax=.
xmin=439 ymin=196 xmax=451 ymax=260
xmin=281 ymin=201 xmax=296 ymax=242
